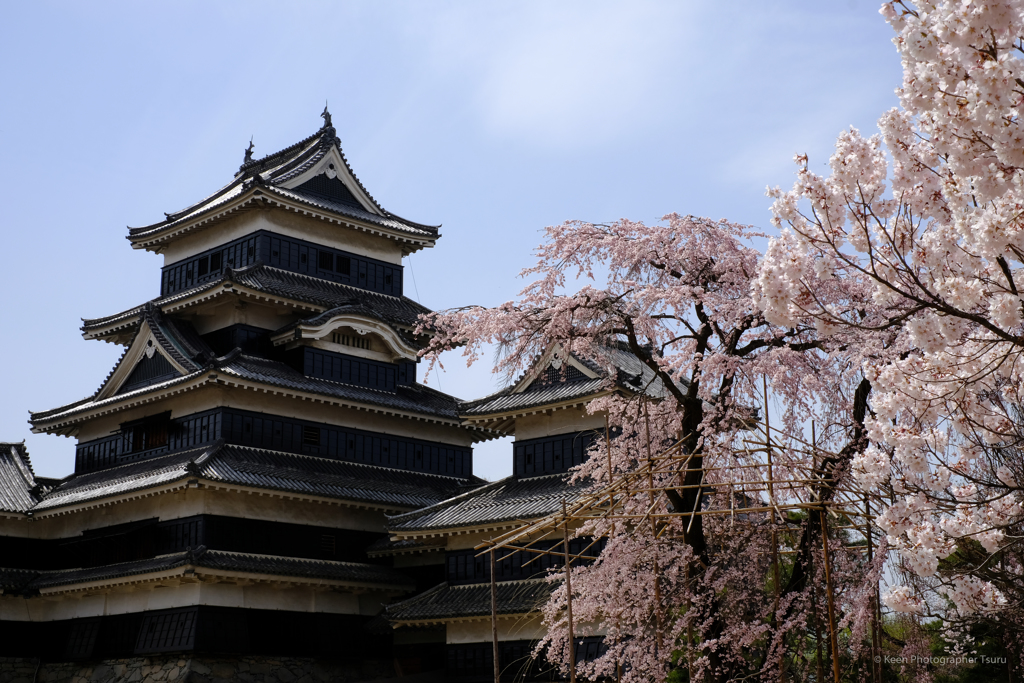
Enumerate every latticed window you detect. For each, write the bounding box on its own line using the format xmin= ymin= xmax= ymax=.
xmin=302 ymin=426 xmax=320 ymax=447
xmin=330 ymin=332 xmax=369 ymax=350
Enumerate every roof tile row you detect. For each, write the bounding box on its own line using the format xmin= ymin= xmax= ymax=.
xmin=386 ymin=579 xmax=553 ymax=622
xmin=129 ymin=123 xmax=437 ymax=242
xmin=32 ymin=442 xmax=475 ymax=514
xmin=1 ymin=547 xmax=414 ymax=593
xmin=82 ymin=264 xmax=433 ymax=334
xmin=388 ymin=473 xmax=584 ymax=533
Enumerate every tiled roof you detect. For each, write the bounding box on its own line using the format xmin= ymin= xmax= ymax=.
xmin=89 ymin=307 xmax=205 ymax=399
xmin=459 ymin=343 xmax=684 ymax=419
xmin=200 ymin=445 xmax=474 ymax=508
xmin=32 ymin=349 xmax=463 ymax=430
xmin=221 ymin=354 xmax=462 ymax=418
xmin=30 ymin=443 xmax=476 ymax=514
xmin=460 ymin=378 xmax=610 ymax=416
xmin=194 ymin=549 xmax=414 ymax=588
xmin=81 ymin=264 xmax=433 ymax=335
xmin=30 ymin=448 xmax=205 ymax=512
xmin=230 ymin=266 xmax=433 ymax=328
xmin=1 ymin=548 xmax=414 ymax=594
xmin=270 ymin=186 xmax=431 ymax=236
xmin=386 ymin=579 xmax=552 ymax=623
xmin=127 ymin=121 xmax=438 ymax=244
xmin=30 ymin=368 xmax=203 ymax=425
xmin=365 ymin=536 xmax=445 ymax=558
xmin=27 ymin=553 xmax=192 ymax=590
xmin=0 ymin=443 xmax=43 ymax=513
xmin=388 ymin=474 xmax=584 ymax=534
xmin=0 ymin=567 xmax=39 ymax=592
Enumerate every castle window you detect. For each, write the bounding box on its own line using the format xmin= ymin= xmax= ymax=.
xmin=210 ymin=252 xmax=222 ymax=271
xmin=122 ymin=413 xmax=172 ymax=454
xmin=197 ymin=256 xmax=209 ymax=277
xmin=318 ymin=251 xmax=334 ymax=271
xmin=336 ymin=257 xmax=350 ymax=275
xmin=302 ymin=426 xmax=320 ymax=447
xmin=330 ymin=332 xmax=369 ymax=350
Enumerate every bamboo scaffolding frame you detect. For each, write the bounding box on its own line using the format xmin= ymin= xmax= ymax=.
xmin=472 ymin=389 xmax=890 ymax=683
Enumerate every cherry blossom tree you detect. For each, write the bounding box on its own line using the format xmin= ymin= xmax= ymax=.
xmin=419 ymin=216 xmax=880 ymax=681
xmin=756 ymin=0 xmax=1024 ymax=665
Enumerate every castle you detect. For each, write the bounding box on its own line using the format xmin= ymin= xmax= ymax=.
xmin=0 ymin=112 xmax=660 ymax=683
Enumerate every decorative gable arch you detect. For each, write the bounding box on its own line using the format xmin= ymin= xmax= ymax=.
xmin=94 ymin=324 xmax=192 ymax=401
xmin=271 ymin=313 xmax=419 ymax=363
xmin=509 ymin=344 xmax=600 ymax=395
xmin=277 ymin=146 xmax=382 ymax=217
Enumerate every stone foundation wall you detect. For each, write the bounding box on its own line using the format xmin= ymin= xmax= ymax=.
xmin=0 ymin=656 xmax=400 ymax=683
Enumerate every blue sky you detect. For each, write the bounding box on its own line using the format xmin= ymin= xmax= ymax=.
xmin=0 ymin=0 xmax=902 ymax=481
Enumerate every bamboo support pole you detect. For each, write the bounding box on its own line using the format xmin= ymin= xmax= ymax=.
xmin=605 ymin=415 xmax=615 ymax=511
xmin=811 ymin=573 xmax=826 ymax=683
xmin=866 ymin=494 xmax=881 ymax=683
xmin=821 ymin=507 xmax=841 ymax=683
xmin=643 ymin=400 xmax=664 ymax=655
xmin=491 ymin=548 xmax=500 ymax=683
xmin=443 ymin=408 xmax=898 ymax=683
xmin=562 ymin=499 xmax=576 ymax=683
xmin=764 ymin=378 xmax=783 ymax=683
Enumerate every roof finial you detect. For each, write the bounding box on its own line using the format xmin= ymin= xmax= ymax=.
xmin=243 ymin=136 xmax=254 ymax=164
xmin=321 ymin=102 xmax=332 ymax=129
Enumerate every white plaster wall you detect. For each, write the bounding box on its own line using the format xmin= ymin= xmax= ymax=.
xmin=0 ymin=516 xmax=42 ymax=539
xmin=392 ymin=550 xmax=444 ymax=568
xmin=445 ymin=531 xmax=505 ymax=552
xmin=184 ymin=298 xmax=298 ymax=336
xmin=32 ymin=488 xmax=207 ymax=538
xmin=199 ymin=489 xmax=388 ymax=531
xmin=394 ymin=628 xmax=445 ymax=645
xmin=446 ymin=616 xmax=546 ymax=644
xmin=162 ymin=209 xmax=406 ymax=266
xmin=0 ymin=581 xmax=392 ymax=621
xmin=514 ymin=408 xmax=605 ymax=442
xmin=27 ymin=487 xmax=389 ymax=539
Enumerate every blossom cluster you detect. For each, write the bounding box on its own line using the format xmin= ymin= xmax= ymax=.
xmin=758 ymin=0 xmax=1024 ymax=623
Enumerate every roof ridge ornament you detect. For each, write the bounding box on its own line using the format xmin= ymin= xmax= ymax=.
xmin=243 ymin=137 xmax=254 ymax=164
xmin=321 ymin=102 xmax=332 ymax=129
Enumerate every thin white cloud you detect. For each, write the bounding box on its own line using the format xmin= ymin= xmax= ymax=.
xmin=472 ymin=1 xmax=692 ymax=147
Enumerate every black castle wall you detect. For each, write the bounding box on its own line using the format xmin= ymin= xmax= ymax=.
xmin=513 ymin=430 xmax=598 ymax=477
xmin=0 ymin=515 xmax=382 ymax=571
xmin=160 ymin=230 xmax=403 ymax=297
xmin=0 ymin=607 xmax=384 ymax=661
xmin=75 ymin=408 xmax=471 ymax=477
xmin=445 ymin=537 xmax=606 ymax=586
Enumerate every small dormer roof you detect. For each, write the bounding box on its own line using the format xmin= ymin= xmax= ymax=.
xmin=457 ymin=342 xmax=682 ymax=430
xmin=127 ymin=109 xmax=440 ymax=253
xmin=385 ymin=472 xmax=588 ymax=536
